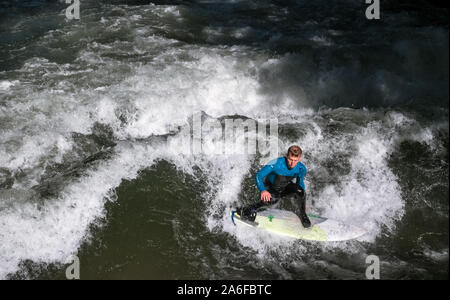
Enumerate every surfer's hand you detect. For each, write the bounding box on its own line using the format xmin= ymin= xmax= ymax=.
xmin=261 ymin=190 xmax=272 ymax=202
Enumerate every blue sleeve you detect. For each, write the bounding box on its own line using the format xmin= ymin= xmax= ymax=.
xmin=297 ymin=166 xmax=307 ymax=191
xmin=255 ymin=164 xmax=274 ymax=192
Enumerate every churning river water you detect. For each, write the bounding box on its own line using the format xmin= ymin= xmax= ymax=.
xmin=0 ymin=0 xmax=448 ymax=279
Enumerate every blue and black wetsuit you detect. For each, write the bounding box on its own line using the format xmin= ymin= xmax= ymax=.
xmin=238 ymin=157 xmax=311 ymax=228
xmin=256 ymin=156 xmax=307 ymax=193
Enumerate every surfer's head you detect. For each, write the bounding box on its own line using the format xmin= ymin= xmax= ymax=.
xmin=286 ymin=145 xmax=302 ymax=169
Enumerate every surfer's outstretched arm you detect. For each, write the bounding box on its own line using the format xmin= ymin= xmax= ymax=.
xmin=255 ymin=164 xmax=273 ymax=192
xmin=296 ymin=165 xmax=307 ymax=191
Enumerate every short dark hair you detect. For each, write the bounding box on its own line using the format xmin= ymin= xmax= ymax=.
xmin=287 ymin=145 xmax=302 ymax=157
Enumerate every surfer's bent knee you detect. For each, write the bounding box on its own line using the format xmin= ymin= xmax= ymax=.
xmin=296 ymin=187 xmax=306 ymax=199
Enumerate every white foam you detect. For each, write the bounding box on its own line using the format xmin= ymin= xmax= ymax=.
xmin=308 ymin=118 xmax=405 ymax=242
xmin=117 ymin=49 xmax=268 ymax=138
xmin=423 ymin=248 xmax=449 ymax=262
xmin=0 ymin=80 xmax=18 ymax=91
xmin=0 ymin=142 xmax=160 ymax=279
xmin=0 ymin=90 xmax=95 ymax=187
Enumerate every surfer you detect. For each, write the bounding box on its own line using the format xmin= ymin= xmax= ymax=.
xmin=237 ymin=145 xmax=311 ymax=228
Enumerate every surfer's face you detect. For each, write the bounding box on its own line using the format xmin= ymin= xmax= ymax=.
xmin=286 ymin=155 xmax=300 ymax=169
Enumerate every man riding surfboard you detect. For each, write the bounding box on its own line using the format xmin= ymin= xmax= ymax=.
xmin=236 ymin=145 xmax=311 ymax=228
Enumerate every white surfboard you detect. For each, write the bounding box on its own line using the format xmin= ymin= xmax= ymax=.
xmin=231 ymin=208 xmax=367 ymax=242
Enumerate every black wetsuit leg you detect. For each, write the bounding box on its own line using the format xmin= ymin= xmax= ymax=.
xmin=279 ymin=182 xmax=311 ymax=228
xmin=237 ymin=196 xmax=279 ymax=222
xmin=238 ymin=182 xmax=311 ymax=228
